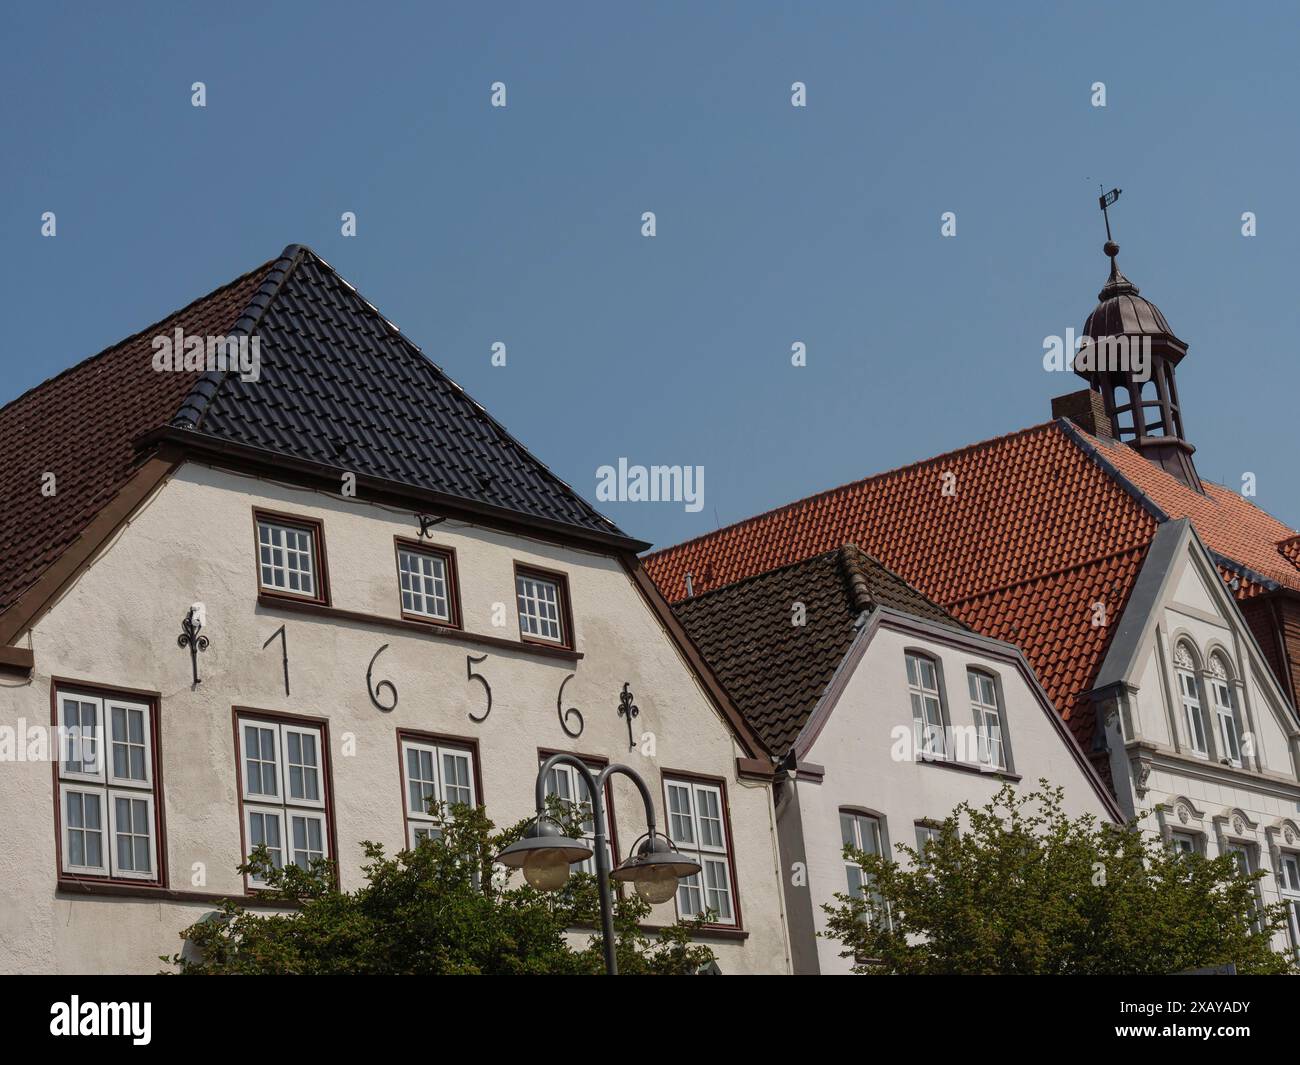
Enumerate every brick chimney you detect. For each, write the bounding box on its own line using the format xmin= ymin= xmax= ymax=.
xmin=1052 ymin=388 xmax=1113 ymax=438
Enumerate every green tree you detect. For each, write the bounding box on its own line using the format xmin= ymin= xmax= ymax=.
xmin=164 ymin=799 xmax=715 ymax=975
xmin=823 ymin=781 xmax=1296 ymax=975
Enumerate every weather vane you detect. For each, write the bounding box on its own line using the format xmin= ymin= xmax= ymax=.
xmin=1098 ymin=185 xmax=1122 ymax=243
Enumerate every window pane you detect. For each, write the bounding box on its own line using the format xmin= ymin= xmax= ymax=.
xmin=399 ymin=550 xmax=450 ymax=620
xmin=257 ymin=521 xmax=316 ymax=595
xmin=667 ymin=784 xmax=694 ymax=843
xmin=62 ymin=699 xmax=99 ymax=774
xmin=703 ymin=859 xmax=732 ymax=920
xmin=442 ymin=752 xmax=472 ymax=806
xmin=696 ymin=787 xmax=724 ymax=848
xmin=516 ymin=574 xmax=563 ymax=642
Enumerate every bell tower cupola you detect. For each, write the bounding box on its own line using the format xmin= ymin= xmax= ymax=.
xmin=1074 ymin=238 xmax=1202 ymax=493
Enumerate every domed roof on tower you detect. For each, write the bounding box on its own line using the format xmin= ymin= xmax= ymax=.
xmin=1072 ymin=231 xmax=1202 ymax=494
xmin=1083 ymin=241 xmax=1183 ymax=344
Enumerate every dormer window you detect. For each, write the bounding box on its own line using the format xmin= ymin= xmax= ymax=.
xmin=255 ymin=511 xmax=328 ymax=604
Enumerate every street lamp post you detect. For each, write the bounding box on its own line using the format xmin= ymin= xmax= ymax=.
xmin=495 ymin=752 xmax=700 ymax=975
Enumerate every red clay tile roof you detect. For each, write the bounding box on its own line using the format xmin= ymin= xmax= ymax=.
xmin=673 ymin=545 xmax=962 ymax=754
xmin=645 ymin=419 xmax=1300 ymax=757
xmin=0 ymin=261 xmax=273 ymax=616
xmin=1078 ymin=429 xmax=1300 ymax=595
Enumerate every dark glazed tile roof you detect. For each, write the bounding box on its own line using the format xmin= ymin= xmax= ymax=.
xmin=0 ymin=244 xmax=631 ymax=625
xmin=673 ymin=545 xmax=962 ymax=756
xmin=174 ymin=245 xmax=626 ymax=540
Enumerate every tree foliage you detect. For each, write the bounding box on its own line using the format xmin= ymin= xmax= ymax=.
xmin=823 ymin=782 xmax=1296 ymax=975
xmin=165 ymin=800 xmax=715 ymax=975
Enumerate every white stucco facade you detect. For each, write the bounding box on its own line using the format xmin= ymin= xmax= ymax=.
xmin=775 ymin=609 xmax=1120 ymax=975
xmin=0 ymin=462 xmax=791 ymax=974
xmin=1097 ymin=520 xmax=1300 ymax=958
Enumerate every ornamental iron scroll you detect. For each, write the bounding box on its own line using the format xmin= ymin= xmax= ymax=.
xmin=177 ymin=605 xmax=209 ymax=686
xmin=466 ymin=654 xmax=492 ymax=723
xmin=617 ymin=683 xmax=639 ymax=750
xmin=367 ymin=644 xmax=398 ymax=712
xmin=262 ymin=624 xmax=290 ymax=697
xmin=557 ymin=674 xmax=583 ymax=738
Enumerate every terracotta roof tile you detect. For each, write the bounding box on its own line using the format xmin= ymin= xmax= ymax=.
xmin=645 ymin=419 xmax=1298 ymax=758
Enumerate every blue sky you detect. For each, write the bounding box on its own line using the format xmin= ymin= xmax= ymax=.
xmin=3 ymin=2 xmax=1297 ymax=549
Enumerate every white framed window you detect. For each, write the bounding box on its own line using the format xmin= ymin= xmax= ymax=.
xmin=237 ymin=716 xmax=330 ymax=885
xmin=1176 ymin=666 xmax=1208 ymax=756
xmin=56 ymin=688 xmax=158 ymax=882
xmin=397 ymin=544 xmax=457 ymax=623
xmin=59 ymin=694 xmax=103 ymax=783
xmin=1170 ymin=830 xmax=1199 ymax=855
xmin=108 ymin=701 xmax=152 ymax=786
xmin=1208 ymin=665 xmax=1241 ymax=767
xmin=1279 ymin=853 xmax=1300 ymax=956
xmin=282 ymin=724 xmax=324 ymax=808
xmin=256 ymin=515 xmax=321 ymax=599
xmin=108 ymin=790 xmax=155 ymax=879
xmin=967 ymin=669 xmax=1005 ymax=769
xmin=60 ymin=783 xmax=108 ymax=876
xmin=543 ymin=759 xmax=611 ymax=874
xmin=841 ymin=810 xmax=888 ymax=923
xmin=914 ymin=822 xmax=941 ymax=863
xmin=906 ymin=652 xmax=945 ymax=757
xmin=515 ymin=568 xmax=568 ymax=645
xmin=399 ymin=736 xmax=477 ymax=848
xmin=665 ymin=778 xmax=735 ymax=926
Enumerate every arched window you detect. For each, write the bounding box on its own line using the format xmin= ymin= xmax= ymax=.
xmin=905 ymin=652 xmax=945 ymax=758
xmin=1208 ymin=653 xmax=1242 ymax=767
xmin=967 ymin=669 xmax=1005 ymax=769
xmin=1173 ymin=641 xmax=1208 ymax=756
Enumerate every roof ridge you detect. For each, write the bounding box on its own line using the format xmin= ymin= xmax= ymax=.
xmin=172 ymin=244 xmax=308 ymax=430
xmin=837 ymin=543 xmax=967 ymax=629
xmin=0 ymin=255 xmax=277 ymax=421
xmin=676 ymin=545 xmax=849 ymax=605
xmin=644 ymin=420 xmax=1059 ymax=562
xmin=836 ymin=545 xmax=879 ymax=615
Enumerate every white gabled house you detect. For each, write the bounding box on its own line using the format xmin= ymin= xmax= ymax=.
xmin=671 ymin=545 xmax=1123 ymax=974
xmin=1093 ymin=518 xmax=1300 ymax=954
xmin=0 ymin=245 xmax=791 ymax=974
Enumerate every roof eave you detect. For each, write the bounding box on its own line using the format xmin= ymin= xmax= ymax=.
xmin=136 ymin=426 xmax=652 ymax=555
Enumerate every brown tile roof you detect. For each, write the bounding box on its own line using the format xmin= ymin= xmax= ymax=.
xmin=673 ymin=545 xmax=961 ymax=755
xmin=645 ymin=419 xmax=1300 ymax=758
xmin=0 ymin=261 xmax=273 ymax=616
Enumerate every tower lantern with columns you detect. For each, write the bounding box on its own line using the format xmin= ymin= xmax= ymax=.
xmin=1074 ymin=238 xmax=1202 ymax=492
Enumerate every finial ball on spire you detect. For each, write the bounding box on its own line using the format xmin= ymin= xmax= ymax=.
xmin=1104 ymin=240 xmax=1120 ymax=258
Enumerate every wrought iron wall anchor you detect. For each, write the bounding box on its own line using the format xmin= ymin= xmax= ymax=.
xmin=617 ymin=683 xmax=639 ymax=750
xmin=177 ymin=606 xmax=209 ymax=685
xmin=416 ymin=513 xmax=446 ymax=539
